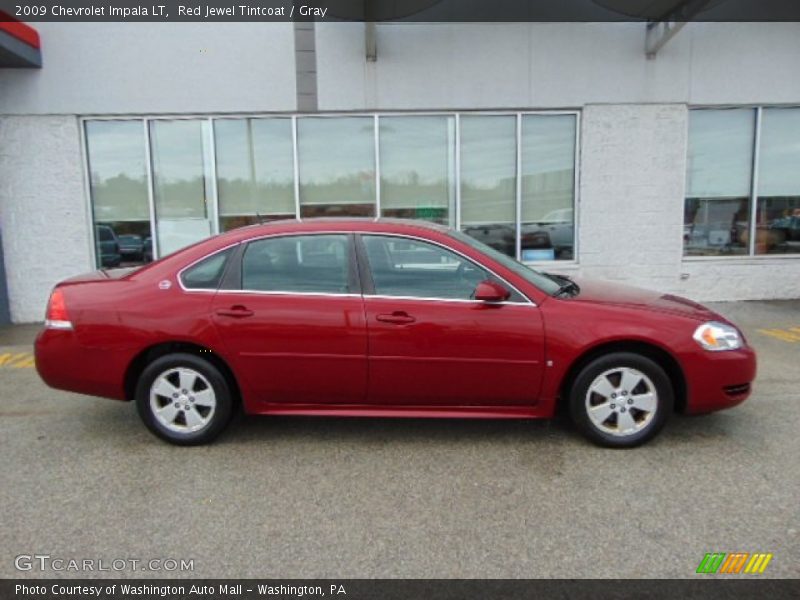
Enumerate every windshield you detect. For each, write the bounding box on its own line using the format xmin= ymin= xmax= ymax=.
xmin=449 ymin=230 xmax=562 ymax=295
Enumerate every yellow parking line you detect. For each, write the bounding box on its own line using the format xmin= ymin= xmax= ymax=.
xmin=0 ymin=352 xmax=35 ymax=369
xmin=758 ymin=329 xmax=800 ymax=343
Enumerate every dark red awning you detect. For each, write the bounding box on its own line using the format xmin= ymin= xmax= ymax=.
xmin=0 ymin=11 xmax=42 ymax=67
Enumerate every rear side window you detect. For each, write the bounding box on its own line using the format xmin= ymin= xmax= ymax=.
xmin=181 ymin=248 xmax=233 ymax=290
xmin=242 ymin=234 xmax=351 ymax=294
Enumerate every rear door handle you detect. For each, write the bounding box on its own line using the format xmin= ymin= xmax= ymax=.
xmin=215 ymin=305 xmax=254 ymax=318
xmin=376 ymin=311 xmax=416 ymax=325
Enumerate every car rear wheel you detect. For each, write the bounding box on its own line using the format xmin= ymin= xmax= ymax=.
xmin=569 ymin=352 xmax=673 ymax=448
xmin=135 ymin=353 xmax=233 ymax=445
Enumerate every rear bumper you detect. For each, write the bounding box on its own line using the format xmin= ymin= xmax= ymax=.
xmin=35 ymin=328 xmax=128 ymax=400
xmin=683 ymin=346 xmax=757 ymax=414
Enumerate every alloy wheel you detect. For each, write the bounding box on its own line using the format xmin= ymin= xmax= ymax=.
xmin=149 ymin=367 xmax=217 ymax=434
xmin=584 ymin=367 xmax=658 ymax=437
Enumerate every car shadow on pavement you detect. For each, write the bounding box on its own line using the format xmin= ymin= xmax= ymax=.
xmin=69 ymin=398 xmax=745 ymax=450
xmin=222 ymin=411 xmax=573 ymax=448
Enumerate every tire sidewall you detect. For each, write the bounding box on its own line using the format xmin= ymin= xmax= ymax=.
xmin=569 ymin=352 xmax=674 ymax=448
xmin=135 ymin=353 xmax=233 ymax=446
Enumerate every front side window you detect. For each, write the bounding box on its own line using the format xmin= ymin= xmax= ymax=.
xmin=242 ymin=235 xmax=351 ymax=294
xmin=685 ymin=109 xmax=755 ymax=256
xmin=362 ymin=235 xmax=489 ymax=301
xmin=181 ymin=248 xmax=234 ymax=290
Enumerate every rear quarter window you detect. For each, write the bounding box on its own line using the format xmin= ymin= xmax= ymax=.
xmin=180 ymin=248 xmax=234 ymax=290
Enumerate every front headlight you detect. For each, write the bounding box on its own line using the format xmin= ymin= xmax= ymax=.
xmin=693 ymin=321 xmax=743 ymax=352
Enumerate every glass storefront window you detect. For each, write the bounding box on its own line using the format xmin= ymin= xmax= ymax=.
xmin=85 ymin=112 xmax=581 ymax=268
xmin=460 ymin=115 xmax=517 ymax=257
xmin=684 ymin=109 xmax=755 ymax=256
xmin=149 ymin=120 xmax=214 ymax=256
xmin=521 ymin=114 xmax=576 ymax=261
xmin=379 ymin=116 xmax=455 ymax=225
xmin=214 ymin=118 xmax=296 ymax=231
xmin=297 ymin=117 xmax=376 ymax=218
xmin=85 ymin=120 xmax=152 ymax=268
xmin=755 ymin=108 xmax=800 ymax=255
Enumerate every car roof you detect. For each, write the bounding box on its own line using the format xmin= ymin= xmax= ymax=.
xmin=224 ymin=217 xmax=452 ymax=240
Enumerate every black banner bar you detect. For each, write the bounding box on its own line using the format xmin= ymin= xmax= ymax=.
xmin=2 ymin=0 xmax=800 ymax=23
xmin=3 ymin=579 xmax=800 ymax=600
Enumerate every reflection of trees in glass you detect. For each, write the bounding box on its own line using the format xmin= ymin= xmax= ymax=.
xmin=298 ymin=117 xmax=375 ymax=208
xmin=153 ymin=177 xmax=208 ymax=219
xmin=299 ymin=172 xmax=376 ymax=207
xmin=217 ymin=178 xmax=294 ymax=216
xmin=91 ymin=173 xmax=149 ymax=221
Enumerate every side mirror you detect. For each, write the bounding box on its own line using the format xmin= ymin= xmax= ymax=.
xmin=474 ymin=280 xmax=511 ymax=303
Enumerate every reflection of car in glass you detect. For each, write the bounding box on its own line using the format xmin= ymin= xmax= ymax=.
xmin=522 ymin=208 xmax=573 ymax=259
xmin=462 ymin=224 xmax=515 ymax=256
xmin=770 ymin=214 xmax=800 ymax=242
xmin=36 ymin=219 xmax=756 ymax=449
xmin=95 ymin=225 xmax=121 ymax=268
xmin=143 ymin=237 xmax=154 ymax=263
xmin=118 ymin=234 xmax=145 ymax=261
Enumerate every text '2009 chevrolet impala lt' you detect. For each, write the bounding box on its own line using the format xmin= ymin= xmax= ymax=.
xmin=35 ymin=219 xmax=756 ymax=447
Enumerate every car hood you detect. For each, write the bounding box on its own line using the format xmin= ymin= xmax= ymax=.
xmin=564 ymin=278 xmax=722 ymax=321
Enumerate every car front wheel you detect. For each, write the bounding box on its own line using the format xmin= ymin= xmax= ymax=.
xmin=135 ymin=353 xmax=233 ymax=446
xmin=569 ymin=352 xmax=673 ymax=448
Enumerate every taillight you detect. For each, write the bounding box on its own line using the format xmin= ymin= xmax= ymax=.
xmin=45 ymin=288 xmax=73 ymax=330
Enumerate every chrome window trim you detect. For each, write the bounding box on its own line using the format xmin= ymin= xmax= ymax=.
xmin=177 ymin=230 xmax=537 ymax=305
xmin=216 ymin=290 xmax=362 ymax=299
xmin=367 ymin=294 xmax=532 ymax=307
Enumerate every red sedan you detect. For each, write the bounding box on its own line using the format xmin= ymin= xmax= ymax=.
xmin=35 ymin=219 xmax=756 ymax=447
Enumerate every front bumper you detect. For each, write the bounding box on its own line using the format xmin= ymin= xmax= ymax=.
xmin=682 ymin=345 xmax=757 ymax=414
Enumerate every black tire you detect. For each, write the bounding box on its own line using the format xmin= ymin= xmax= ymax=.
xmin=569 ymin=352 xmax=673 ymax=448
xmin=135 ymin=353 xmax=233 ymax=446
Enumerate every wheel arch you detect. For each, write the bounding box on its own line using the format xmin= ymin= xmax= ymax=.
xmin=124 ymin=341 xmax=242 ymax=407
xmin=558 ymin=339 xmax=687 ymax=414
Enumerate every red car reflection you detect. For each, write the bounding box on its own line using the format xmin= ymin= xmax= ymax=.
xmin=35 ymin=219 xmax=756 ymax=447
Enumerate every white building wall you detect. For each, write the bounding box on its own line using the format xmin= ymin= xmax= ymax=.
xmin=315 ymin=22 xmax=800 ymax=110
xmin=0 ymin=22 xmax=298 ymax=115
xmin=571 ymin=104 xmax=687 ymax=292
xmin=0 ymin=116 xmax=91 ymax=322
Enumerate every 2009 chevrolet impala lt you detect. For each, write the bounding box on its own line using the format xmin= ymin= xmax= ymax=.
xmin=35 ymin=219 xmax=756 ymax=447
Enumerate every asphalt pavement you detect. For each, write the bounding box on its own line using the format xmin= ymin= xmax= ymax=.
xmin=0 ymin=302 xmax=798 ymax=579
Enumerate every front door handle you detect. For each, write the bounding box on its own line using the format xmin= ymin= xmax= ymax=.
xmin=215 ymin=305 xmax=254 ymax=318
xmin=376 ymin=311 xmax=416 ymax=325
